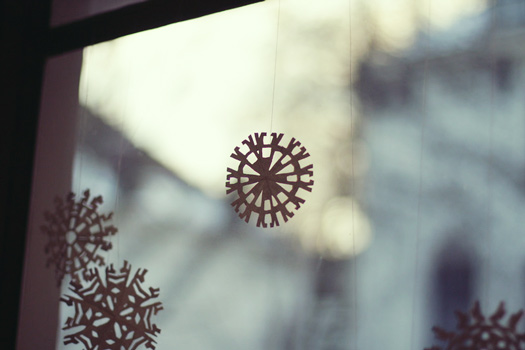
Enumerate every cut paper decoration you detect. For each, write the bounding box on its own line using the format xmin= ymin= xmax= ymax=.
xmin=226 ymin=132 xmax=314 ymax=228
xmin=61 ymin=261 xmax=163 ymax=350
xmin=425 ymin=301 xmax=525 ymax=350
xmin=41 ymin=189 xmax=117 ymax=285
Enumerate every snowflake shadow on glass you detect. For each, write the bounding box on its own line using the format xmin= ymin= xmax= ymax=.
xmin=61 ymin=261 xmax=163 ymax=350
xmin=226 ymin=132 xmax=314 ymax=228
xmin=426 ymin=301 xmax=525 ymax=350
xmin=41 ymin=189 xmax=117 ymax=285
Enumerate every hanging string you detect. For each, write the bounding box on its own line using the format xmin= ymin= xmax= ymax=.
xmin=262 ymin=2 xmax=283 ymax=347
xmin=112 ymin=130 xmax=125 ymax=265
xmin=348 ymin=0 xmax=358 ymax=349
xmin=76 ymin=46 xmax=92 ymax=196
xmin=77 ymin=20 xmax=100 ymax=197
xmin=110 ymin=45 xmax=135 ymax=266
xmin=410 ymin=0 xmax=431 ymax=349
xmin=270 ymin=0 xmax=282 ymax=133
xmin=484 ymin=0 xmax=497 ymax=306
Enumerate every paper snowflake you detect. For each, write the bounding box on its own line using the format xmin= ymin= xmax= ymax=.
xmin=60 ymin=261 xmax=163 ymax=350
xmin=226 ymin=132 xmax=314 ymax=228
xmin=41 ymin=189 xmax=117 ymax=285
xmin=426 ymin=301 xmax=525 ymax=350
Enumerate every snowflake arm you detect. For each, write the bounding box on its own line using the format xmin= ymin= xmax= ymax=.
xmin=425 ymin=301 xmax=525 ymax=350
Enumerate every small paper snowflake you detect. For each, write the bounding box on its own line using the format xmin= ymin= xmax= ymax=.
xmin=60 ymin=261 xmax=163 ymax=350
xmin=426 ymin=301 xmax=525 ymax=350
xmin=41 ymin=189 xmax=117 ymax=285
xmin=226 ymin=132 xmax=314 ymax=228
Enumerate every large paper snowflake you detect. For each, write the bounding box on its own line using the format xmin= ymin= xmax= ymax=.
xmin=426 ymin=301 xmax=525 ymax=350
xmin=226 ymin=132 xmax=314 ymax=228
xmin=61 ymin=261 xmax=163 ymax=350
xmin=41 ymin=190 xmax=117 ymax=285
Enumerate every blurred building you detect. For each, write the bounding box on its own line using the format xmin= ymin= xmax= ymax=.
xmin=354 ymin=0 xmax=525 ymax=348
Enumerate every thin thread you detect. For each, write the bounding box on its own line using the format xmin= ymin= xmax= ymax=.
xmin=111 ymin=63 xmax=133 ymax=265
xmin=267 ymin=0 xmax=281 ymax=345
xmin=348 ymin=0 xmax=358 ymax=348
xmin=410 ymin=1 xmax=431 ymax=349
xmin=76 ymin=46 xmax=92 ymax=195
xmin=270 ymin=0 xmax=282 ymax=133
xmin=484 ymin=0 xmax=497 ymax=306
xmin=112 ymin=136 xmax=124 ymax=265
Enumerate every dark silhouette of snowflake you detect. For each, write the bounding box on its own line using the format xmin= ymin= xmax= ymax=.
xmin=61 ymin=261 xmax=163 ymax=350
xmin=426 ymin=301 xmax=525 ymax=350
xmin=226 ymin=132 xmax=314 ymax=228
xmin=41 ymin=189 xmax=117 ymax=285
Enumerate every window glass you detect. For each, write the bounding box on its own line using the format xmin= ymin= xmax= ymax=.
xmin=19 ymin=0 xmax=525 ymax=349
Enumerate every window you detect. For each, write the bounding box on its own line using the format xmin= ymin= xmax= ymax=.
xmin=5 ymin=1 xmax=524 ymax=350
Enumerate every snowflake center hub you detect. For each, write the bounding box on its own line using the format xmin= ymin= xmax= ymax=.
xmin=255 ymin=157 xmax=272 ymax=175
xmin=257 ymin=157 xmax=283 ymax=183
xmin=65 ymin=230 xmax=77 ymax=245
